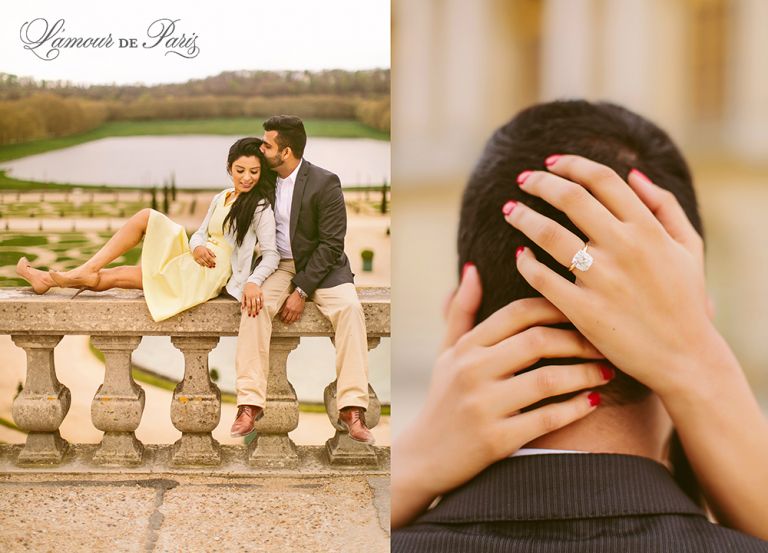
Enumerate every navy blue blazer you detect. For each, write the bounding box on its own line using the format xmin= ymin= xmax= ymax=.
xmin=288 ymin=159 xmax=354 ymax=297
xmin=393 ymin=453 xmax=768 ymax=552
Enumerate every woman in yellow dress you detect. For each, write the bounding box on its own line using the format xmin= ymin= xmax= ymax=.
xmin=15 ymin=137 xmax=279 ymax=322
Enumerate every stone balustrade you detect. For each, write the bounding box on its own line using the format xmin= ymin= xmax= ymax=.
xmin=0 ymin=287 xmax=389 ymax=470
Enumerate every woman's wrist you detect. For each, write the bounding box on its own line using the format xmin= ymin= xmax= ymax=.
xmin=654 ymin=322 xmax=768 ymax=537
xmin=658 ymin=322 xmax=748 ymax=413
xmin=392 ymin=426 xmax=442 ymax=500
xmin=391 ymin=427 xmax=443 ymax=528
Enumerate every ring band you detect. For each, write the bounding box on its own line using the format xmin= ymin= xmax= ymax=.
xmin=568 ymin=243 xmax=593 ymax=272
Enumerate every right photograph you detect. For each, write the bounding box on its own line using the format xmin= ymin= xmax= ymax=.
xmin=391 ymin=1 xmax=768 ymax=551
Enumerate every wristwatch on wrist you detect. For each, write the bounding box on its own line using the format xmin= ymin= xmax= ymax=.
xmin=295 ymin=286 xmax=308 ymax=300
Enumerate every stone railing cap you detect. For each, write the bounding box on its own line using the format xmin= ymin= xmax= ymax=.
xmin=0 ymin=287 xmax=390 ymax=337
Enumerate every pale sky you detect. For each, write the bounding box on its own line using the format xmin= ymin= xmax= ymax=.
xmin=1 ymin=0 xmax=390 ymax=85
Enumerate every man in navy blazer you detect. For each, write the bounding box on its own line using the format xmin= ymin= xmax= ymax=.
xmin=393 ymin=101 xmax=768 ymax=551
xmin=229 ymin=115 xmax=373 ymax=444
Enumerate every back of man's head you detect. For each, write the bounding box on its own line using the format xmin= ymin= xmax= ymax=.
xmin=458 ymin=100 xmax=703 ymax=405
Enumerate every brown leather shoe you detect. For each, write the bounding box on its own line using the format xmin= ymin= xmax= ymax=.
xmin=338 ymin=406 xmax=375 ymax=445
xmin=230 ymin=404 xmax=264 ymax=438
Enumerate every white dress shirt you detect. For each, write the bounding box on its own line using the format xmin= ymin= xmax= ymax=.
xmin=274 ymin=159 xmax=303 ymax=259
xmin=510 ymin=448 xmax=588 ymax=457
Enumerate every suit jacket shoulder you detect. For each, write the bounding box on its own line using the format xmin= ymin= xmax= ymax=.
xmin=393 ymin=454 xmax=768 ymax=553
xmin=303 ymin=159 xmax=339 ymax=182
xmin=289 ymin=158 xmax=353 ymax=295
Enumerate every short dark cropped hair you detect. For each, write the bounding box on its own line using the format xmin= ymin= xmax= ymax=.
xmin=263 ymin=115 xmax=307 ymax=159
xmin=458 ymin=100 xmax=703 ymax=405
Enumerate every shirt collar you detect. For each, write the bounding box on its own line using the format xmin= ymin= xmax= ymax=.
xmin=277 ymin=158 xmax=303 ymax=186
xmin=511 ymin=447 xmax=588 ymax=457
xmin=414 ymin=454 xmax=704 ymax=524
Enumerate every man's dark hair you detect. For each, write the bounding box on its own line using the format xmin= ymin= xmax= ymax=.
xmin=263 ymin=115 xmax=307 ymax=159
xmin=458 ymin=100 xmax=703 ymax=405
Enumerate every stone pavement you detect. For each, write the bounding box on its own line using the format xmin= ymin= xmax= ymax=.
xmin=0 ymin=445 xmax=391 ymax=553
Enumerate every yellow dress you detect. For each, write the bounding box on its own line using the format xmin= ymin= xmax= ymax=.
xmin=141 ymin=193 xmax=234 ymax=322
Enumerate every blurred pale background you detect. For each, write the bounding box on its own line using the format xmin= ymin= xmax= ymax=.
xmin=392 ymin=0 xmax=768 ymax=435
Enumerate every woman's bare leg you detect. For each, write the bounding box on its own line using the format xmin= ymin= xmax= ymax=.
xmin=69 ymin=208 xmax=151 ymax=274
xmin=91 ymin=265 xmax=143 ymax=291
xmin=51 ymin=208 xmax=152 ymax=288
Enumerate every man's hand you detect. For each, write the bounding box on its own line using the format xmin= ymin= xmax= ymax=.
xmin=192 ymin=246 xmax=216 ymax=268
xmin=241 ymin=282 xmax=263 ymax=317
xmin=280 ymin=289 xmax=305 ymax=324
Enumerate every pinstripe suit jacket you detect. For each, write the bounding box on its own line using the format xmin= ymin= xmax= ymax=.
xmin=392 ymin=453 xmax=768 ymax=552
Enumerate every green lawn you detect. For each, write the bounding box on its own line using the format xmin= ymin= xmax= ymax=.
xmin=0 ymin=236 xmax=48 ymax=247
xmin=0 ymin=171 xmax=79 ymax=191
xmin=0 ymin=118 xmax=389 ymax=163
xmin=0 ymin=199 xmax=149 ymax=217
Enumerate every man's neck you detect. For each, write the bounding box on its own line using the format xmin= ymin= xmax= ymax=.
xmin=277 ymin=157 xmax=301 ymax=179
xmin=525 ymin=394 xmax=672 ymax=465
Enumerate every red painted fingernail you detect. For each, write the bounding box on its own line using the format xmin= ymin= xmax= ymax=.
xmin=599 ymin=365 xmax=615 ymax=381
xmin=461 ymin=262 xmax=474 ymax=280
xmin=502 ymin=200 xmax=517 ymax=216
xmin=629 ymin=168 xmax=653 ymax=185
xmin=588 ymin=391 xmax=601 ymax=407
xmin=515 ymin=246 xmax=525 ymax=260
xmin=545 ymin=154 xmax=562 ymax=167
xmin=516 ymin=170 xmax=533 ymax=186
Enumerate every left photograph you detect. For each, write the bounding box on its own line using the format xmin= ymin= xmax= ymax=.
xmin=0 ymin=1 xmax=390 ymax=551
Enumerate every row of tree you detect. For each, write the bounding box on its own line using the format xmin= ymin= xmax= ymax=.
xmin=0 ymin=95 xmax=108 ymax=144
xmin=110 ymin=94 xmax=363 ymax=121
xmin=355 ymin=98 xmax=391 ymax=135
xmin=0 ymin=69 xmax=390 ymax=101
xmin=0 ymin=69 xmax=390 ymax=146
xmin=0 ymin=93 xmax=390 ymax=145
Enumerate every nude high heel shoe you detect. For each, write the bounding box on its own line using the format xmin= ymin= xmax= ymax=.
xmin=49 ymin=269 xmax=101 ymax=298
xmin=15 ymin=257 xmax=52 ymax=294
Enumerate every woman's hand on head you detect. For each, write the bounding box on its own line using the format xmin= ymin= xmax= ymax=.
xmin=192 ymin=246 xmax=216 ymax=268
xmin=392 ymin=265 xmax=610 ymax=528
xmin=503 ymin=155 xmax=768 ymax=540
xmin=504 ymin=156 xmax=719 ymax=399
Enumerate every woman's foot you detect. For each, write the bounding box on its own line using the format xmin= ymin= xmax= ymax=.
xmin=15 ymin=257 xmax=54 ymax=294
xmin=49 ymin=267 xmax=101 ymax=290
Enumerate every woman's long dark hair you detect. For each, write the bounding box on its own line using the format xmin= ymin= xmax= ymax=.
xmin=222 ymin=137 xmax=276 ymax=247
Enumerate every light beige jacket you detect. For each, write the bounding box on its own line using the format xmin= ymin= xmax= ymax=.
xmin=188 ymin=188 xmax=279 ymax=301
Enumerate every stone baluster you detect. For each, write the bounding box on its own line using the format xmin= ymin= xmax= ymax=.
xmin=169 ymin=336 xmax=221 ymax=465
xmin=90 ymin=336 xmax=144 ymax=465
xmin=248 ymin=337 xmax=300 ymax=468
xmin=324 ymin=337 xmax=382 ymax=466
xmin=10 ymin=335 xmax=69 ymax=464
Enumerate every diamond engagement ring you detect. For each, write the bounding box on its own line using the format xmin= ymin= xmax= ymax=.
xmin=568 ymin=244 xmax=593 ymax=272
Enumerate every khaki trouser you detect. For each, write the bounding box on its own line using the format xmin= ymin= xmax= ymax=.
xmin=235 ymin=259 xmax=369 ymax=410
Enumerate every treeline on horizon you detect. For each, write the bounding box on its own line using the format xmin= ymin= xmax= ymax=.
xmin=0 ymin=69 xmax=390 ymax=146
